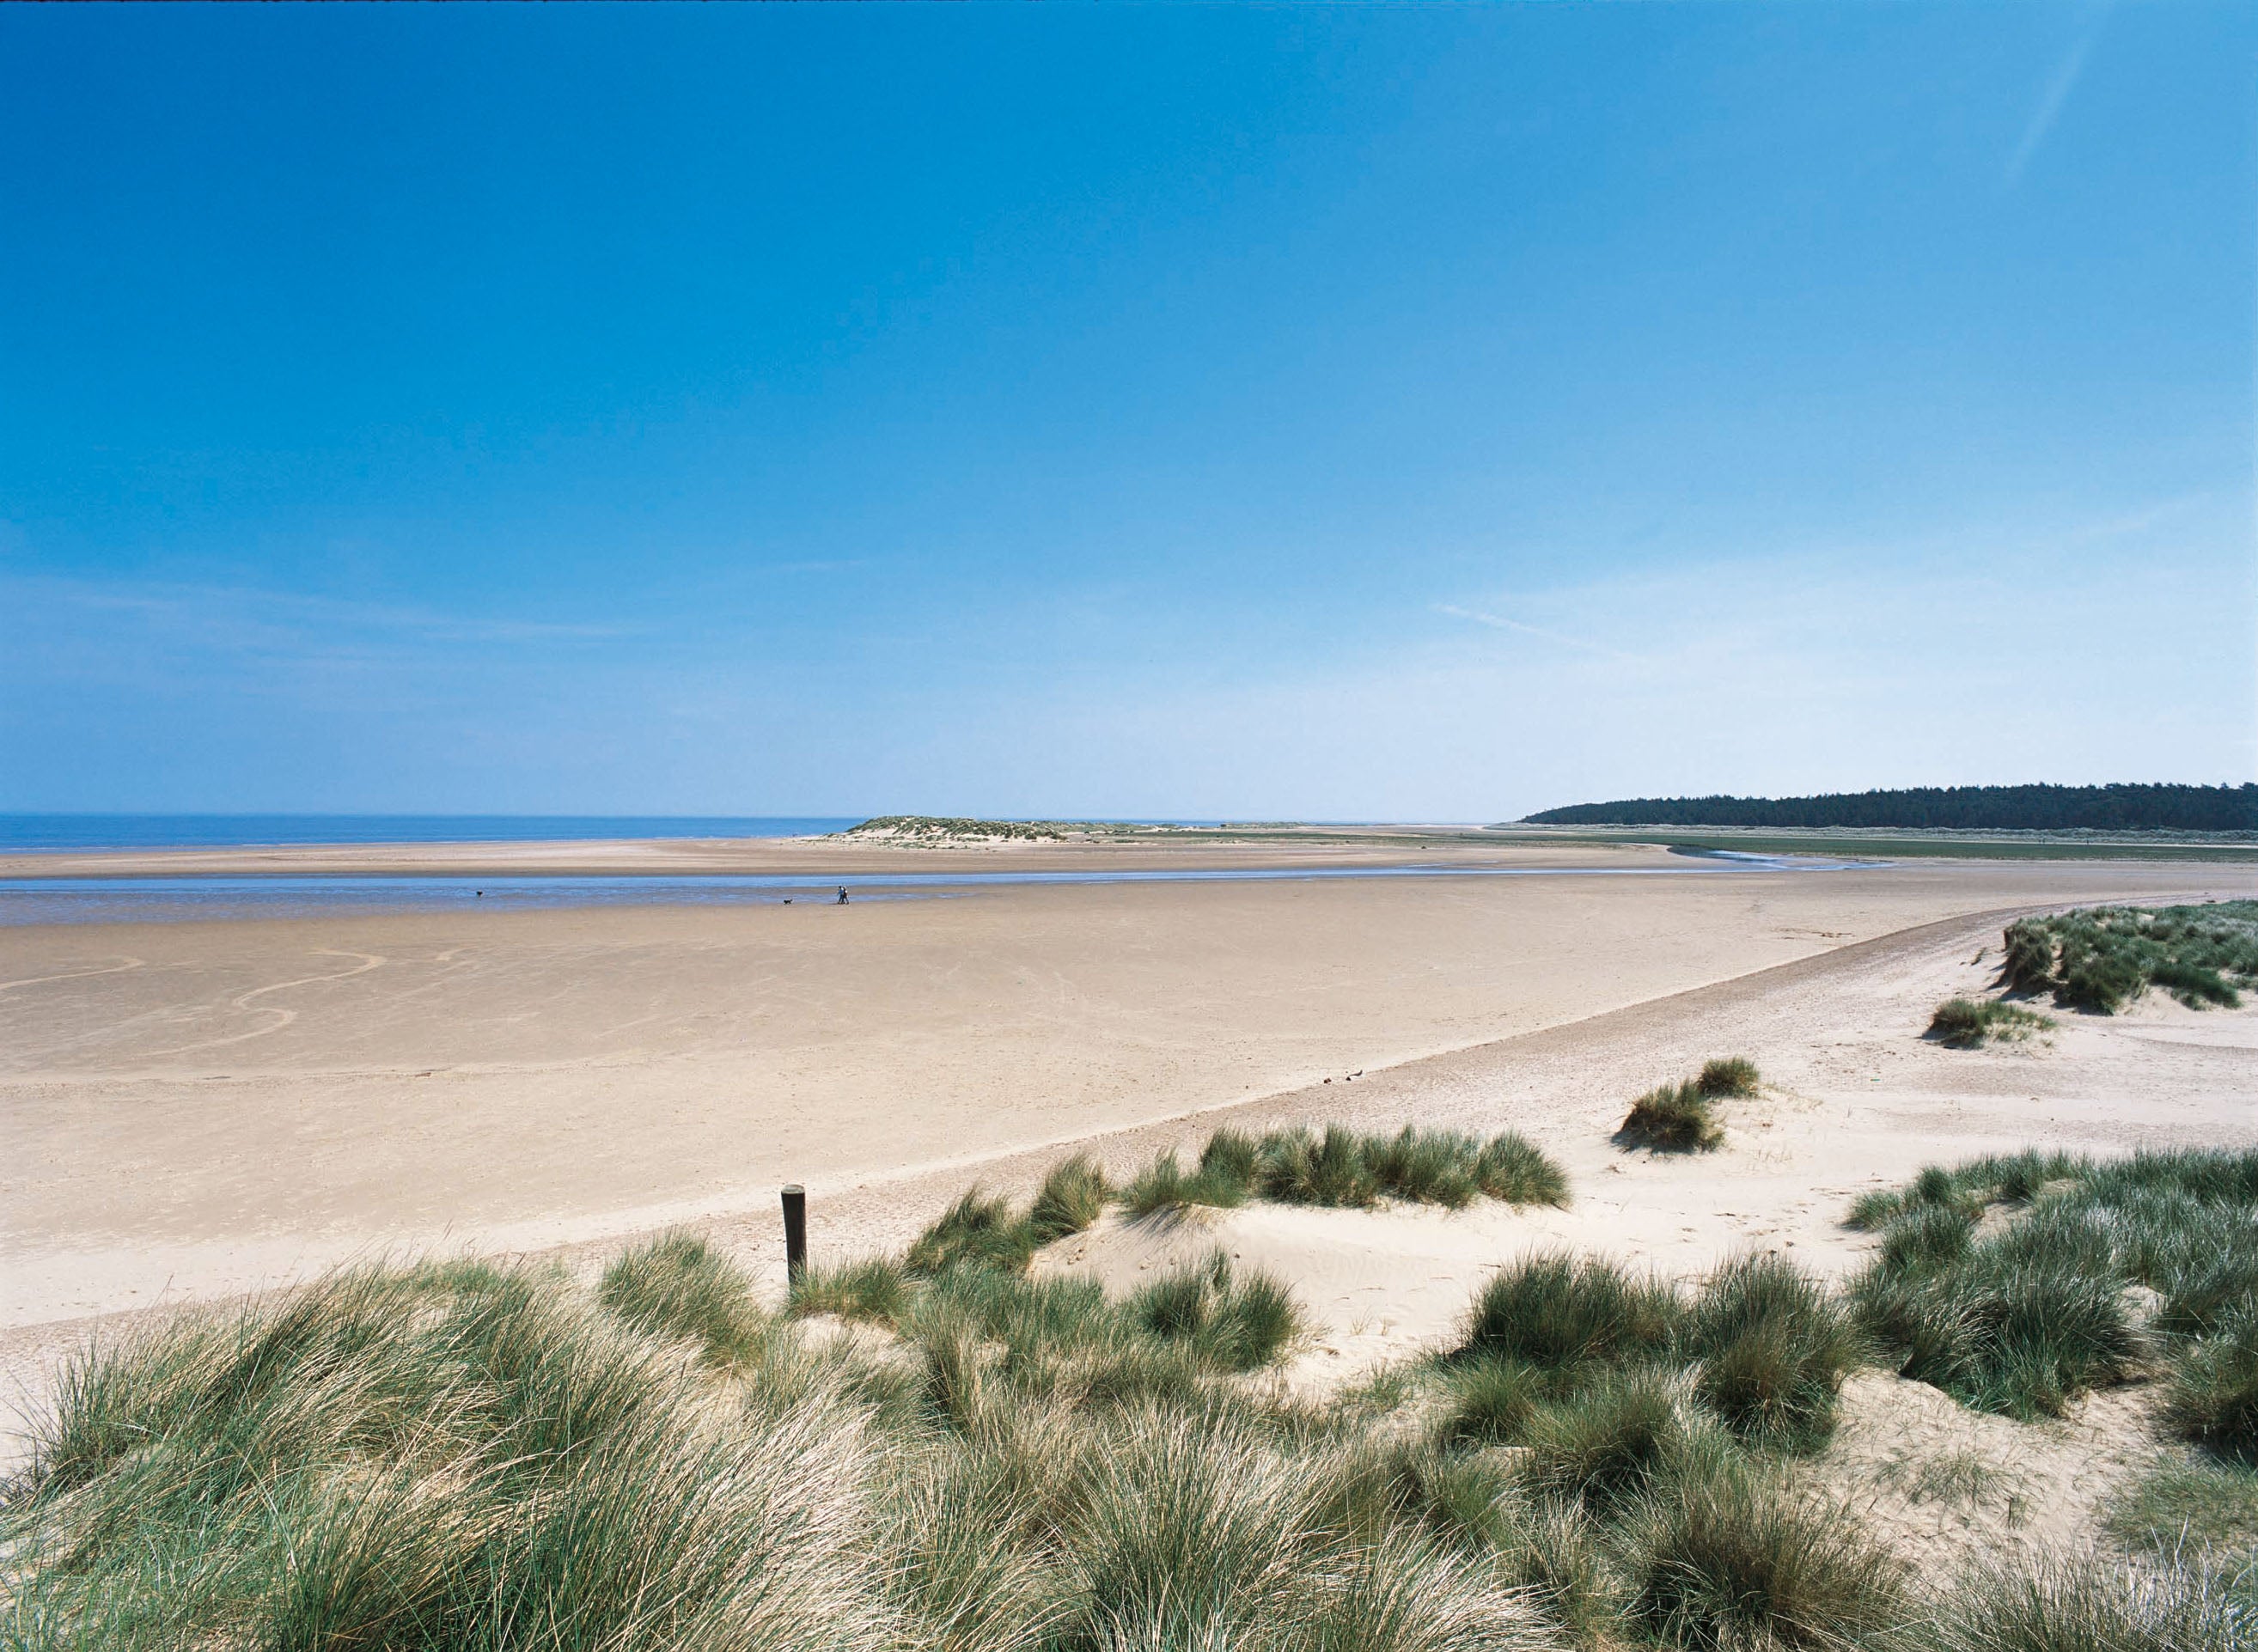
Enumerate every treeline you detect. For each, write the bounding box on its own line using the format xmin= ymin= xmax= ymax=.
xmin=1521 ymin=783 xmax=2258 ymax=833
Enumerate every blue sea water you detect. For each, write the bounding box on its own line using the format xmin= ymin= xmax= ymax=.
xmin=0 ymin=815 xmax=861 ymax=852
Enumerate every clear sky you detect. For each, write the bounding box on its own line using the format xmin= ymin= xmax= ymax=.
xmin=3 ymin=4 xmax=2251 ymax=820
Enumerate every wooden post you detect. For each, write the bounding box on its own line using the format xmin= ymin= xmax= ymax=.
xmin=781 ymin=1184 xmax=807 ymax=1285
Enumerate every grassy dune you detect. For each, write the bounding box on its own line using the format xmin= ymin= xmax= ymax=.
xmin=1849 ymin=1147 xmax=2258 ymax=1443
xmin=1925 ymin=901 xmax=2255 ymax=1046
xmin=2001 ymin=900 xmax=2258 ymax=1013
xmin=8 ymin=1139 xmax=2255 ymax=1649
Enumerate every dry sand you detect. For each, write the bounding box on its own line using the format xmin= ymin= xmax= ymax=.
xmin=3 ymin=838 xmax=2255 ymax=1536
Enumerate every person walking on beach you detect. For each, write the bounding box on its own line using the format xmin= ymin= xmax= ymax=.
xmin=836 ymin=886 xmax=850 ymax=905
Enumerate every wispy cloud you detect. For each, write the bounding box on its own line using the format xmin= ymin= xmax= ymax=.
xmin=1432 ymin=603 xmax=1643 ymax=662
xmin=2006 ymin=4 xmax=2110 ymax=187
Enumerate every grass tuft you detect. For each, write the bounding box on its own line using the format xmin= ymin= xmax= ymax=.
xmin=1127 ymin=1251 xmax=1302 ymax=1372
xmin=1027 ymin=1155 xmax=1111 ymax=1244
xmin=906 ymin=1188 xmax=1036 ymax=1277
xmin=1259 ymin=1124 xmax=1384 ymax=1208
xmin=2163 ymin=1311 xmax=2258 ymax=1462
xmin=1475 ymin=1131 xmax=1572 ymax=1207
xmin=1364 ymin=1126 xmax=1485 ymax=1209
xmin=1619 ymin=1082 xmax=1723 ymax=1152
xmin=1460 ymin=1253 xmax=1682 ymax=1373
xmin=1694 ymin=1057 xmax=1761 ymax=1098
xmin=1120 ymin=1149 xmax=1248 ymax=1217
xmin=1622 ymin=1454 xmax=1906 ymax=1650
xmin=1682 ymin=1253 xmax=1863 ymax=1450
xmin=789 ymin=1256 xmax=911 ymax=1325
xmin=1437 ymin=1355 xmax=1549 ymax=1448
xmin=599 ymin=1229 xmax=769 ymax=1367
xmin=1928 ymin=997 xmax=2058 ymax=1047
xmin=1517 ymin=1369 xmax=1681 ymax=1509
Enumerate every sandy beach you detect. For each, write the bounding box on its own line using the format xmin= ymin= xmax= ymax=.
xmin=4 ymin=841 xmax=2250 ymax=1332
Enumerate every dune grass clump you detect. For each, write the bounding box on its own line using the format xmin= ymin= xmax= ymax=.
xmin=1681 ymin=1253 xmax=1863 ymax=1450
xmin=1877 ymin=1201 xmax=1979 ymax=1273
xmin=1437 ymin=1353 xmax=1550 ymax=1447
xmin=600 ymin=1228 xmax=772 ymax=1367
xmin=906 ymin=1188 xmax=1037 ymax=1277
xmin=1459 ymin=1253 xmax=1683 ymax=1374
xmin=1027 ymin=1154 xmax=1111 ymax=1243
xmin=1258 ymin=1124 xmax=1386 ymax=1207
xmin=790 ymin=1256 xmax=911 ymax=1325
xmin=1475 ymin=1131 xmax=1573 ymax=1205
xmin=1920 ymin=1553 xmax=2253 ymax=1652
xmin=1517 ymin=1368 xmax=1684 ymax=1510
xmin=2002 ymin=917 xmax=2061 ymax=993
xmin=1058 ymin=1406 xmax=1557 ymax=1652
xmin=1694 ymin=1057 xmax=1761 ymax=1098
xmin=5 ymin=1264 xmax=894 ymax=1652
xmin=1120 ymin=1124 xmax=1570 ymax=1218
xmin=1619 ymin=1082 xmax=1723 ymax=1152
xmin=1849 ymin=1147 xmax=2258 ymax=1432
xmin=1928 ymin=997 xmax=2057 ymax=1047
xmin=1846 ymin=1151 xmax=2082 ymax=1232
xmin=1852 ymin=1222 xmax=2143 ymax=1420
xmin=1364 ymin=1125 xmax=1487 ymax=1209
xmin=1127 ymin=1250 xmax=1302 ymax=1372
xmin=1621 ymin=1453 xmax=1907 ymax=1649
xmin=1997 ymin=900 xmax=2258 ymax=1013
xmin=2163 ymin=1312 xmax=2258 ymax=1462
xmin=1120 ymin=1147 xmax=1249 ymax=1216
xmin=1447 ymin=1249 xmax=1861 ymax=1470
xmin=1614 ymin=1058 xmax=1757 ymax=1152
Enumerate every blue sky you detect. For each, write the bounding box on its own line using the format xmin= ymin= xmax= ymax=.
xmin=3 ymin=4 xmax=2251 ymax=820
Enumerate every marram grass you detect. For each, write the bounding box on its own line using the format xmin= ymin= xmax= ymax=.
xmin=15 ymin=1131 xmax=2258 ymax=1652
xmin=1849 ymin=1146 xmax=2258 ymax=1448
xmin=1120 ymin=1123 xmax=1568 ymax=1217
xmin=1619 ymin=1082 xmax=1723 ymax=1152
xmin=1928 ymin=997 xmax=2056 ymax=1047
xmin=1999 ymin=899 xmax=2258 ymax=1013
xmin=1616 ymin=1058 xmax=1757 ymax=1152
